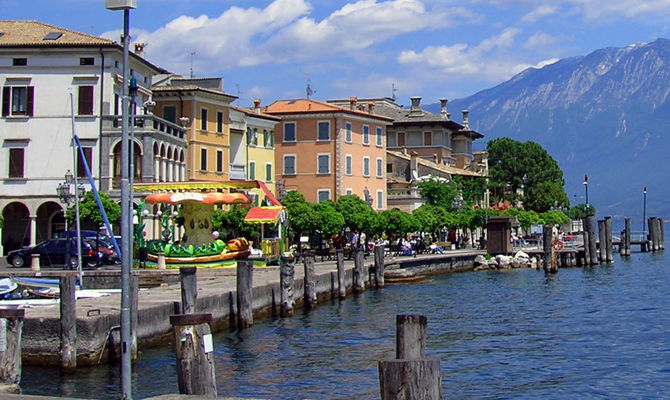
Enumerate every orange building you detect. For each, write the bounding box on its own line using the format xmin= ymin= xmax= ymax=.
xmin=264 ymin=99 xmax=393 ymax=209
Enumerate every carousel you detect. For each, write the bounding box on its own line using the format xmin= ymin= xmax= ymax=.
xmin=133 ymin=181 xmax=284 ymax=268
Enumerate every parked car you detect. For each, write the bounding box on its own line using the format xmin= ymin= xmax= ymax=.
xmin=6 ymin=237 xmax=102 ymax=269
xmin=84 ymin=237 xmax=120 ymax=265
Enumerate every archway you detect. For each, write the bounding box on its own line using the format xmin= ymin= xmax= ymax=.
xmin=2 ymin=202 xmax=30 ymax=255
xmin=36 ymin=201 xmax=63 ymax=242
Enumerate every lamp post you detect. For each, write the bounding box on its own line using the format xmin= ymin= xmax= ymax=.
xmin=57 ymin=170 xmax=84 ymax=270
xmin=583 ymin=174 xmax=589 ymax=216
xmin=643 ymin=186 xmax=647 ymax=234
xmin=105 ymin=1 xmax=135 ymax=398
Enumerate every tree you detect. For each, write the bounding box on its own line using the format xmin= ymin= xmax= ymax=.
xmin=335 ymin=194 xmax=375 ymax=236
xmin=312 ymin=201 xmax=345 ymax=239
xmin=487 ymin=138 xmax=568 ymax=212
xmin=568 ymin=204 xmax=596 ymax=219
xmin=452 ymin=175 xmax=487 ymax=207
xmin=280 ymin=191 xmax=314 ymax=247
xmin=539 ymin=210 xmax=570 ymax=226
xmin=378 ymin=208 xmax=418 ymax=241
xmin=417 ymin=178 xmax=458 ymax=210
xmin=66 ymin=190 xmax=120 ymax=228
xmin=211 ymin=205 xmax=258 ymax=242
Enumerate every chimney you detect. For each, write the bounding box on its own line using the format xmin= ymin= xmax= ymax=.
xmin=349 ymin=96 xmax=357 ymax=111
xmin=440 ymin=98 xmax=450 ymax=120
xmin=253 ymin=98 xmax=261 ymax=114
xmin=409 ymin=96 xmax=423 ymax=116
xmin=401 ymin=146 xmax=407 ymax=155
xmin=433 ymin=154 xmax=438 ymax=163
xmin=368 ymin=101 xmax=374 ymax=114
xmin=134 ymin=42 xmax=145 ymax=56
xmin=462 ymin=110 xmax=470 ymax=129
xmin=410 ymin=151 xmax=419 ymax=176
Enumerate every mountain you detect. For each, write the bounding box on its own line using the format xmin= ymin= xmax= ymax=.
xmin=432 ymin=38 xmax=670 ymax=225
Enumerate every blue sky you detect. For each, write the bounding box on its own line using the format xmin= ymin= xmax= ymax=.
xmin=4 ymin=0 xmax=670 ymax=108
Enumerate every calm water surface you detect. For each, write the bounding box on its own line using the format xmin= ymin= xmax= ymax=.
xmin=22 ymin=250 xmax=670 ymax=399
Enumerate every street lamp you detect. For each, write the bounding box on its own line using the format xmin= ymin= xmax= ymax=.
xmin=56 ymin=170 xmax=85 ymax=270
xmin=643 ymin=186 xmax=647 ymax=234
xmin=105 ymin=0 xmax=136 ymax=398
xmin=583 ymin=174 xmax=589 ymax=216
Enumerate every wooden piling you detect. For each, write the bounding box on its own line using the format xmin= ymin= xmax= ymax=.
xmin=179 ymin=267 xmax=198 ymax=314
xmin=624 ymin=218 xmax=631 ymax=256
xmin=597 ymin=220 xmax=606 ymax=262
xmin=279 ymin=254 xmax=295 ymax=317
xmin=236 ymin=258 xmax=254 ymax=329
xmin=542 ymin=226 xmax=556 ymax=273
xmin=587 ymin=215 xmax=598 ymax=265
xmin=647 ymin=218 xmax=656 ymax=252
xmin=374 ymin=245 xmax=385 ymax=288
xmin=0 ymin=309 xmax=24 ymax=392
xmin=379 ymin=314 xmax=441 ymax=400
xmin=353 ymin=247 xmax=365 ymax=293
xmin=336 ymin=249 xmax=346 ymax=299
xmin=170 ymin=313 xmax=217 ymax=397
xmin=59 ymin=275 xmax=77 ymax=371
xmin=604 ymin=217 xmax=613 ymax=262
xmin=303 ymin=254 xmax=317 ymax=309
xmin=660 ymin=218 xmax=665 ymax=250
xmin=582 ymin=217 xmax=590 ymax=264
xmin=654 ymin=217 xmax=662 ymax=251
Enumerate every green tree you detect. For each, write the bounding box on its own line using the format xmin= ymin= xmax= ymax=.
xmin=335 ymin=194 xmax=375 ymax=236
xmin=452 ymin=175 xmax=488 ymax=207
xmin=417 ymin=178 xmax=458 ymax=210
xmin=312 ymin=201 xmax=345 ymax=239
xmin=568 ymin=204 xmax=596 ymax=219
xmin=539 ymin=210 xmax=570 ymax=226
xmin=211 ymin=205 xmax=258 ymax=242
xmin=487 ymin=138 xmax=568 ymax=212
xmin=412 ymin=204 xmax=442 ymax=237
xmin=378 ymin=208 xmax=418 ymax=240
xmin=66 ymin=190 xmax=120 ymax=228
xmin=280 ymin=191 xmax=314 ymax=247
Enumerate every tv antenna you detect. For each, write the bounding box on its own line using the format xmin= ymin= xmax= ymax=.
xmin=235 ymin=83 xmax=243 ymax=104
xmin=189 ymin=51 xmax=196 ymax=78
xmin=391 ymin=83 xmax=398 ymax=102
xmin=306 ymin=79 xmax=315 ymax=99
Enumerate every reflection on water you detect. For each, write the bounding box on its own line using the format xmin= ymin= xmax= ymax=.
xmin=22 ymin=250 xmax=670 ymax=399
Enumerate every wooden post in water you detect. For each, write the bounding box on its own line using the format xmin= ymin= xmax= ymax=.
xmin=604 ymin=217 xmax=613 ymax=262
xmin=587 ymin=215 xmax=598 ymax=265
xmin=654 ymin=217 xmax=662 ymax=252
xmin=353 ymin=247 xmax=365 ymax=293
xmin=279 ymin=253 xmax=295 ymax=317
xmin=379 ymin=314 xmax=441 ymax=400
xmin=542 ymin=226 xmax=556 ymax=273
xmin=0 ymin=309 xmax=24 ymax=394
xmin=647 ymin=218 xmax=656 ymax=252
xmin=582 ymin=217 xmax=590 ymax=265
xmin=236 ymin=258 xmax=254 ymax=329
xmin=659 ymin=218 xmax=665 ymax=250
xmin=59 ymin=275 xmax=77 ymax=371
xmin=625 ymin=218 xmax=631 ymax=256
xmin=180 ymin=267 xmax=198 ymax=314
xmin=336 ymin=249 xmax=346 ymax=299
xmin=374 ymin=245 xmax=385 ymax=288
xmin=170 ymin=313 xmax=217 ymax=397
xmin=597 ymin=219 xmax=606 ymax=262
xmin=303 ymin=253 xmax=317 ymax=309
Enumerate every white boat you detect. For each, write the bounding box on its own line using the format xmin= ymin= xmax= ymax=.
xmin=0 ymin=278 xmax=18 ymax=296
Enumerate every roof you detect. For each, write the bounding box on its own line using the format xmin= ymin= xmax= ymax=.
xmin=244 ymin=206 xmax=284 ymax=225
xmin=152 ymin=85 xmax=237 ymax=101
xmin=264 ymin=99 xmax=394 ymax=122
xmin=0 ymin=20 xmax=170 ymax=73
xmin=387 ymin=150 xmax=483 ymax=177
xmin=229 ymin=105 xmax=281 ymax=122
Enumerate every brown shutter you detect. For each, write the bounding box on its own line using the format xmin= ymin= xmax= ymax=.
xmin=9 ymin=148 xmax=24 ymax=178
xmin=77 ymin=147 xmax=93 ymax=177
xmin=78 ymin=86 xmax=93 ymax=115
xmin=2 ymin=87 xmax=9 ymax=117
xmin=26 ymin=86 xmax=34 ymax=116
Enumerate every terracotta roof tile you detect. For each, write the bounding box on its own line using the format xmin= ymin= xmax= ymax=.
xmin=265 ymin=99 xmax=394 ymax=121
xmin=0 ymin=20 xmax=115 ymax=46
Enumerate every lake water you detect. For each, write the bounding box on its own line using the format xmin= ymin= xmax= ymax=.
xmin=21 ymin=248 xmax=670 ymax=399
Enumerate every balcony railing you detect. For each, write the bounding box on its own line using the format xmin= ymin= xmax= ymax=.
xmin=102 ymin=114 xmax=187 ymax=141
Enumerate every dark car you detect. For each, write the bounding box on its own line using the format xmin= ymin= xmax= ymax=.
xmin=84 ymin=237 xmax=120 ymax=265
xmin=6 ymin=237 xmax=101 ymax=269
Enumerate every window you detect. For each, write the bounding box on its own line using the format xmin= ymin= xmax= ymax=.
xmin=345 ymin=154 xmax=352 ymax=175
xmin=376 ymin=190 xmax=383 ymax=210
xmin=398 ymin=132 xmax=405 ymax=147
xmin=80 ymin=57 xmax=95 ymax=66
xmin=265 ymin=130 xmax=274 ymax=148
xmin=345 ymin=122 xmax=352 ymax=142
xmin=200 ymin=108 xmax=207 ymax=130
xmin=2 ymin=86 xmax=34 ymax=116
xmin=249 ymin=161 xmax=256 ymax=180
xmin=162 ymin=106 xmax=176 ymax=123
xmin=363 ymin=156 xmax=370 ymax=177
xmin=317 ymin=121 xmax=330 ymax=141
xmin=283 ymin=122 xmax=296 ymax=142
xmin=200 ymin=148 xmax=207 ymax=171
xmin=252 ymin=128 xmax=258 ymax=146
xmin=317 ymin=154 xmax=330 ymax=174
xmin=283 ymin=155 xmax=296 ymax=175
xmin=387 ymin=132 xmax=397 ymax=147
xmin=387 ymin=163 xmax=393 ymax=173
xmin=8 ymin=148 xmax=24 ymax=178
xmin=265 ymin=163 xmax=272 ymax=182
xmin=346 ymin=188 xmax=353 ymax=195
xmin=12 ymin=58 xmax=27 ymax=66
xmin=77 ymin=147 xmax=93 ymax=177
xmin=78 ymin=86 xmax=94 ymax=115
xmin=376 ymin=127 xmax=383 ymax=146
xmin=363 ymin=125 xmax=370 ymax=144
xmin=216 ymin=111 xmax=223 ymax=133
xmin=317 ymin=189 xmax=330 ymax=203
xmin=424 ymin=131 xmax=432 ymax=146
xmin=216 ymin=150 xmax=223 ymax=173
xmin=376 ymin=157 xmax=383 ymax=178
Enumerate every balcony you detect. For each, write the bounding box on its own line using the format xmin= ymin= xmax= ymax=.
xmin=229 ymin=164 xmax=246 ymax=180
xmin=102 ymin=114 xmax=187 ymax=142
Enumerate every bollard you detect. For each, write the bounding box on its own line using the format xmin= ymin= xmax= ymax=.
xmin=236 ymin=258 xmax=254 ymax=329
xmin=180 ymin=267 xmax=198 ymax=314
xmin=379 ymin=314 xmax=441 ymax=400
xmin=604 ymin=217 xmax=613 ymax=262
xmin=59 ymin=275 xmax=77 ymax=371
xmin=0 ymin=309 xmax=24 ymax=394
xmin=30 ymin=254 xmax=40 ymax=272
xmin=280 ymin=254 xmax=295 ymax=317
xmin=170 ymin=313 xmax=217 ymax=397
xmin=374 ymin=245 xmax=385 ymax=288
xmin=157 ymin=252 xmax=166 ymax=270
xmin=303 ymin=254 xmax=317 ymax=309
xmin=336 ymin=249 xmax=346 ymax=299
xmin=353 ymin=247 xmax=365 ymax=293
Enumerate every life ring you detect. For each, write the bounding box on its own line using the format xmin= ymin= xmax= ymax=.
xmin=552 ymin=239 xmax=564 ymax=251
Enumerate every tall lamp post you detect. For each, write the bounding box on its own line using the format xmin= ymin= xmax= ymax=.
xmin=643 ymin=186 xmax=647 ymax=234
xmin=105 ymin=1 xmax=135 ymax=398
xmin=583 ymin=174 xmax=589 ymax=216
xmin=56 ymin=170 xmax=85 ymax=271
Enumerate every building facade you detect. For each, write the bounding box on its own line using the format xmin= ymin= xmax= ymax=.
xmin=264 ymin=99 xmax=392 ymax=209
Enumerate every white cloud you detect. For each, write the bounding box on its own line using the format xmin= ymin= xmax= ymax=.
xmin=578 ymin=0 xmax=670 ymax=19
xmin=523 ymin=32 xmax=561 ymax=49
xmin=521 ymin=5 xmax=557 ymax=23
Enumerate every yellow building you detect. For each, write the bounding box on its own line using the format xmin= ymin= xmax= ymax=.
xmin=152 ymin=77 xmax=237 ymax=181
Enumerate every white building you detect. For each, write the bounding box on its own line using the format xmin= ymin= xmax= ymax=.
xmin=0 ymin=21 xmax=187 ymax=255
